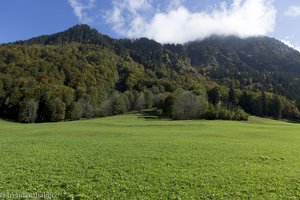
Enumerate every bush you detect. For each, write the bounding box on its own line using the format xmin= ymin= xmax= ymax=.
xmin=204 ymin=103 xmax=248 ymax=121
xmin=79 ymin=99 xmax=94 ymax=119
xmin=47 ymin=98 xmax=66 ymax=122
xmin=172 ymin=91 xmax=208 ymax=120
xmin=218 ymin=107 xmax=233 ymax=120
xmin=160 ymin=94 xmax=175 ymax=117
xmin=204 ymin=104 xmax=218 ymax=120
xmin=135 ymin=92 xmax=146 ymax=111
xmin=100 ymin=99 xmax=113 ymax=117
xmin=233 ymin=108 xmax=249 ymax=121
xmin=66 ymin=102 xmax=83 ymax=120
xmin=18 ymin=99 xmax=39 ymax=123
xmin=111 ymin=92 xmax=127 ymax=115
xmin=144 ymin=90 xmax=154 ymax=109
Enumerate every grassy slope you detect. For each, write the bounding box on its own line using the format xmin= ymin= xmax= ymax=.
xmin=0 ymin=115 xmax=300 ymax=199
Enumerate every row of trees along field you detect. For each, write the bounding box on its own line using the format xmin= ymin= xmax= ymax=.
xmin=1 ymin=80 xmax=299 ymax=123
xmin=1 ymin=25 xmax=300 ymax=123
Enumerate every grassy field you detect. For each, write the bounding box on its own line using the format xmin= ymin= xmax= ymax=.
xmin=0 ymin=114 xmax=300 ymax=199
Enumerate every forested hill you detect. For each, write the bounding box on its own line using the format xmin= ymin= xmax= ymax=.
xmin=185 ymin=36 xmax=300 ymax=100
xmin=17 ymin=25 xmax=300 ymax=100
xmin=1 ymin=24 xmax=300 ymax=123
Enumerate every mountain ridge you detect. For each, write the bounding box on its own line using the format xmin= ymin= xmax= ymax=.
xmin=13 ymin=24 xmax=113 ymax=48
xmin=1 ymin=24 xmax=300 ymax=122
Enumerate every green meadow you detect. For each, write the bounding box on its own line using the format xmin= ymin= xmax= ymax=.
xmin=0 ymin=114 xmax=300 ymax=199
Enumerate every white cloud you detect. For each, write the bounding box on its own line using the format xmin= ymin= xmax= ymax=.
xmin=68 ymin=0 xmax=95 ymax=24
xmin=105 ymin=0 xmax=277 ymax=44
xmin=105 ymin=0 xmax=152 ymax=35
xmin=280 ymin=39 xmax=300 ymax=52
xmin=126 ymin=0 xmax=152 ymax=12
xmin=285 ymin=5 xmax=300 ymax=17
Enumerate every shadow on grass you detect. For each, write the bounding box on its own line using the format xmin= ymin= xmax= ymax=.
xmin=137 ymin=109 xmax=171 ymax=121
xmin=0 ymin=117 xmax=19 ymax=123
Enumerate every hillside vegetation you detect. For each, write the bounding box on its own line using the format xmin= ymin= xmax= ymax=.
xmin=1 ymin=25 xmax=300 ymax=122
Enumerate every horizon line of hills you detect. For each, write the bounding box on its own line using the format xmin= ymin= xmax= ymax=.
xmin=1 ymin=24 xmax=300 ymax=123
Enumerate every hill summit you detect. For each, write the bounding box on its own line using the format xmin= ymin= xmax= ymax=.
xmin=16 ymin=24 xmax=112 ymax=46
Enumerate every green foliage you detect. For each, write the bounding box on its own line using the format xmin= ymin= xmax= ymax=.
xmin=172 ymin=91 xmax=208 ymax=120
xmin=233 ymin=108 xmax=249 ymax=121
xmin=79 ymin=98 xmax=94 ymax=119
xmin=100 ymin=99 xmax=113 ymax=117
xmin=18 ymin=99 xmax=39 ymax=123
xmin=270 ymin=95 xmax=283 ymax=119
xmin=134 ymin=92 xmax=146 ymax=111
xmin=160 ymin=94 xmax=175 ymax=117
xmin=261 ymin=91 xmax=268 ymax=116
xmin=208 ymin=87 xmax=222 ymax=105
xmin=228 ymin=87 xmax=238 ymax=106
xmin=204 ymin=104 xmax=218 ymax=120
xmin=47 ymin=98 xmax=66 ymax=122
xmin=296 ymin=99 xmax=300 ymax=112
xmin=282 ymin=100 xmax=300 ymax=120
xmin=124 ymin=91 xmax=135 ymax=111
xmin=0 ymin=79 xmax=3 ymax=98
xmin=144 ymin=90 xmax=153 ymax=109
xmin=208 ymin=86 xmax=228 ymax=105
xmin=203 ymin=103 xmax=249 ymax=121
xmin=111 ymin=92 xmax=127 ymax=115
xmin=66 ymin=102 xmax=83 ymax=120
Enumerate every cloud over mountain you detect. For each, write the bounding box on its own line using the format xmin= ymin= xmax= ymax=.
xmin=105 ymin=0 xmax=277 ymax=43
xmin=68 ymin=0 xmax=277 ymax=44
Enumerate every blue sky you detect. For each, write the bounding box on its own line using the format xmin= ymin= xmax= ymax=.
xmin=0 ymin=0 xmax=300 ymax=50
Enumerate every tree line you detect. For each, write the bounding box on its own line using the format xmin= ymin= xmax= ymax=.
xmin=8 ymin=81 xmax=299 ymax=123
